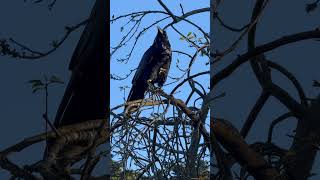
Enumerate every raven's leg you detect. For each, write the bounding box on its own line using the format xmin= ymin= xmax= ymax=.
xmin=159 ymin=67 xmax=167 ymax=75
xmin=147 ymin=79 xmax=153 ymax=84
xmin=147 ymin=79 xmax=161 ymax=92
xmin=147 ymin=79 xmax=154 ymax=88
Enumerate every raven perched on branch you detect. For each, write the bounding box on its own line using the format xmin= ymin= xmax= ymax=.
xmin=53 ymin=0 xmax=106 ymax=127
xmin=127 ymin=27 xmax=172 ymax=105
xmin=43 ymin=0 xmax=107 ymax=169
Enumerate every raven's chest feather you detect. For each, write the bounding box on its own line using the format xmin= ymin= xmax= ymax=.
xmin=149 ymin=49 xmax=171 ymax=86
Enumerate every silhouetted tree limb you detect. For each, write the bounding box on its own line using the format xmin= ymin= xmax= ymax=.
xmin=211 ymin=117 xmax=280 ymax=180
xmin=211 ymin=28 xmax=320 ymax=88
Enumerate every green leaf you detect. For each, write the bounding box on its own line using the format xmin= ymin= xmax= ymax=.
xmin=28 ymin=80 xmax=44 ymax=88
xmin=49 ymin=75 xmax=64 ymax=84
xmin=179 ymin=36 xmax=185 ymax=40
xmin=188 ymin=35 xmax=194 ymax=40
xmin=187 ymin=32 xmax=192 ymax=37
xmin=28 ymin=80 xmax=42 ymax=84
xmin=32 ymin=86 xmax=43 ymax=93
xmin=51 ymin=40 xmax=58 ymax=48
xmin=32 ymin=83 xmax=43 ymax=89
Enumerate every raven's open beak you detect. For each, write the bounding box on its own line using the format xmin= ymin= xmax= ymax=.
xmin=157 ymin=26 xmax=164 ymax=34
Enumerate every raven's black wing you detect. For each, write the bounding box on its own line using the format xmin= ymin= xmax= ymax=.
xmin=127 ymin=46 xmax=155 ymax=102
xmin=131 ymin=46 xmax=155 ymax=85
xmin=54 ymin=0 xmax=107 ymax=127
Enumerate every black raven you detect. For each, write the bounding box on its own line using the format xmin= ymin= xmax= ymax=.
xmin=53 ymin=0 xmax=106 ymax=127
xmin=127 ymin=27 xmax=172 ymax=105
xmin=44 ymin=0 xmax=107 ymax=168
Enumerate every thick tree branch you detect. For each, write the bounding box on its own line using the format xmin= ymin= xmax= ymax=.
xmin=211 ymin=117 xmax=280 ymax=180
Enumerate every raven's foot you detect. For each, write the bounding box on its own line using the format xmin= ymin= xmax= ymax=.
xmin=147 ymin=79 xmax=158 ymax=92
xmin=159 ymin=68 xmax=166 ymax=75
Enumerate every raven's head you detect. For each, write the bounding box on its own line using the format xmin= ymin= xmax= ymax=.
xmin=153 ymin=27 xmax=170 ymax=50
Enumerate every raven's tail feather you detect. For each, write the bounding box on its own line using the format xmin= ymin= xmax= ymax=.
xmin=127 ymin=85 xmax=145 ymax=102
xmin=126 ymin=84 xmax=146 ymax=110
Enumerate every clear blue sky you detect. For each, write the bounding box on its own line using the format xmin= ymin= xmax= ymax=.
xmin=110 ymin=0 xmax=210 ymax=108
xmin=111 ymin=0 xmax=320 ymax=177
xmin=110 ymin=0 xmax=210 ymax=174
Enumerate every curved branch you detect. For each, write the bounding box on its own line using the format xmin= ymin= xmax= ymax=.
xmin=267 ymin=112 xmax=294 ymax=143
xmin=215 ymin=13 xmax=249 ymax=32
xmin=0 ymin=19 xmax=89 ymax=60
xmin=0 ymin=119 xmax=106 ymax=156
xmin=164 ymin=7 xmax=210 ymax=33
xmin=170 ymin=71 xmax=209 ymax=95
xmin=247 ymin=0 xmax=269 ymax=85
xmin=211 ymin=28 xmax=320 ymax=88
xmin=0 ymin=156 xmax=40 ymax=180
xmin=211 ymin=117 xmax=280 ymax=179
xmin=266 ymin=60 xmax=308 ymax=107
xmin=157 ymin=0 xmax=178 ymax=22
xmin=111 ymin=7 xmax=210 ymax=63
xmin=241 ymin=91 xmax=270 ymax=138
